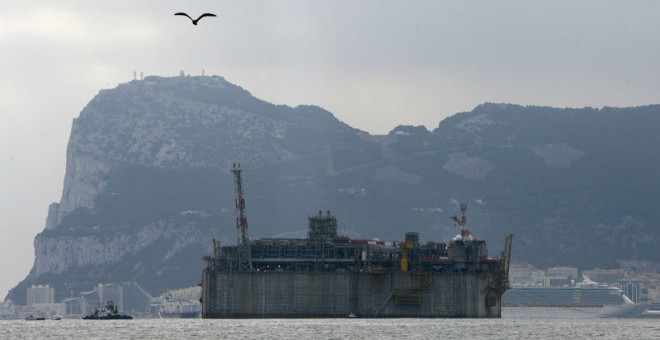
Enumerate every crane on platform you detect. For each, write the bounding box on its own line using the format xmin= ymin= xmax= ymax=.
xmin=450 ymin=203 xmax=476 ymax=240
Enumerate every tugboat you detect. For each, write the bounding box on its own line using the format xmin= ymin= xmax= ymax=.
xmin=83 ymin=301 xmax=133 ymax=320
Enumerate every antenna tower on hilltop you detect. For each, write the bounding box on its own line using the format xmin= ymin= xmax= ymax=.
xmin=231 ymin=163 xmax=253 ymax=271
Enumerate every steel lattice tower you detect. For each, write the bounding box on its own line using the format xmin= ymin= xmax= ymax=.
xmin=231 ymin=163 xmax=253 ymax=271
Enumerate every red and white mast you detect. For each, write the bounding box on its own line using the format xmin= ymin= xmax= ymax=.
xmin=231 ymin=163 xmax=253 ymax=271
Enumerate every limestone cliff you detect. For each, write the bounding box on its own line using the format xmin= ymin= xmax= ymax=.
xmin=8 ymin=75 xmax=359 ymax=303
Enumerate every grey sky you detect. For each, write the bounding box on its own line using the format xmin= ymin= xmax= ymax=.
xmin=1 ymin=0 xmax=659 ymax=299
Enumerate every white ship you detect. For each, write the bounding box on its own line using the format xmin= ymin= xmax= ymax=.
xmin=158 ymin=298 xmax=201 ymax=318
xmin=502 ymin=282 xmax=640 ymax=318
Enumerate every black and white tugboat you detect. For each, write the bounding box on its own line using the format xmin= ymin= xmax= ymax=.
xmin=83 ymin=301 xmax=133 ymax=320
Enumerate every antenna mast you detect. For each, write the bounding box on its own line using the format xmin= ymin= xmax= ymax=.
xmin=231 ymin=163 xmax=253 ymax=271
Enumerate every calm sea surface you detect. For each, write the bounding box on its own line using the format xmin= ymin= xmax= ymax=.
xmin=2 ymin=317 xmax=658 ymax=339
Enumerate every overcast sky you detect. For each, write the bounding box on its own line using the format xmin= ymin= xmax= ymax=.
xmin=1 ymin=0 xmax=659 ymax=299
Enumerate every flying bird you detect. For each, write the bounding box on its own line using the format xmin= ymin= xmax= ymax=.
xmin=174 ymin=12 xmax=217 ymax=25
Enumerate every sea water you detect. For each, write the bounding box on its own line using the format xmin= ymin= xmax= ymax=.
xmin=2 ymin=317 xmax=658 ymax=340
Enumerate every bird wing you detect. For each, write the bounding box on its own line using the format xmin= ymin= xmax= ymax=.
xmin=196 ymin=13 xmax=218 ymax=21
xmin=174 ymin=12 xmax=194 ymax=21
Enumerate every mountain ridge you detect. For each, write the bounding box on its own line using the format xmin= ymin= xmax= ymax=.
xmin=6 ymin=75 xmax=659 ymax=304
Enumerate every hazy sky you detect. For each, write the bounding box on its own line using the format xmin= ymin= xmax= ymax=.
xmin=1 ymin=0 xmax=659 ymax=299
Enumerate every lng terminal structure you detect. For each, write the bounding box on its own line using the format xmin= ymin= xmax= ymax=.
xmin=201 ymin=164 xmax=513 ymax=318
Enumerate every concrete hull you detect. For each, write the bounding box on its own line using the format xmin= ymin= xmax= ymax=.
xmin=202 ymin=271 xmax=502 ymax=318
